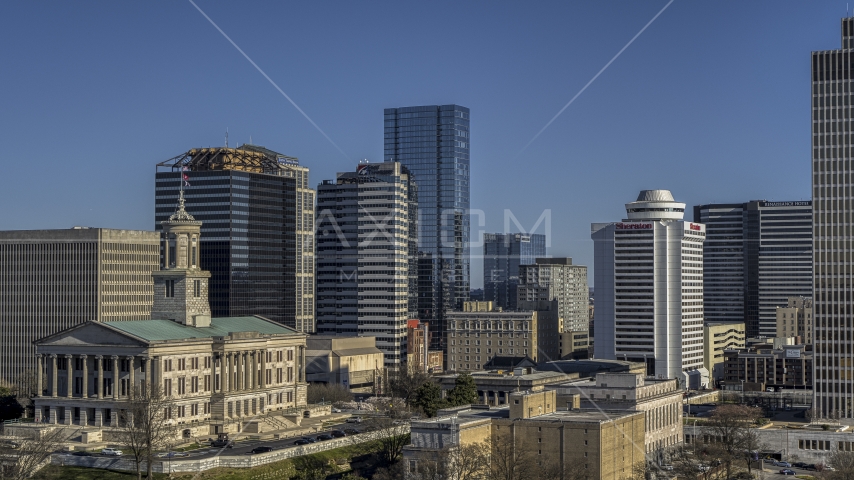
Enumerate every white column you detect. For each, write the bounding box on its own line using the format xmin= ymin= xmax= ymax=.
xmin=112 ymin=355 xmax=119 ymax=400
xmin=236 ymin=352 xmax=243 ymax=391
xmin=36 ymin=354 xmax=43 ymax=397
xmin=96 ymin=355 xmax=104 ymax=399
xmin=65 ymin=355 xmax=73 ymax=397
xmin=127 ymin=356 xmax=135 ymax=397
xmin=81 ymin=355 xmax=88 ymax=398
xmin=50 ymin=354 xmax=58 ymax=397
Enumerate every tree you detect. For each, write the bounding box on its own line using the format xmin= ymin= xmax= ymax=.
xmin=447 ymin=373 xmax=478 ymax=407
xmin=490 ymin=427 xmax=537 ymax=480
xmin=828 ymin=450 xmax=854 ymax=480
xmin=412 ymin=381 xmax=446 ymax=417
xmin=307 ymin=382 xmax=354 ymax=404
xmin=359 ymin=404 xmax=412 ymax=464
xmin=705 ymin=404 xmax=763 ymax=480
xmin=114 ymin=384 xmax=176 ymax=480
xmin=0 ymin=395 xmax=24 ymax=422
xmin=0 ymin=427 xmax=78 ymax=480
xmin=389 ymin=366 xmax=432 ymax=405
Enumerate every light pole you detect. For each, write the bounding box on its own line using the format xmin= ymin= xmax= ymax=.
xmin=741 ymin=380 xmax=745 ymax=404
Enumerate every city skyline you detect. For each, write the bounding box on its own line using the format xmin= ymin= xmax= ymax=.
xmin=0 ymin=2 xmax=837 ymax=288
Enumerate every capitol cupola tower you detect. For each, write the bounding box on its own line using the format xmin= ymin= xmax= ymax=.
xmin=150 ymin=190 xmax=212 ymax=327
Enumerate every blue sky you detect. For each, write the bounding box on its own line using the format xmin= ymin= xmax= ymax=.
xmin=0 ymin=1 xmax=841 ymax=287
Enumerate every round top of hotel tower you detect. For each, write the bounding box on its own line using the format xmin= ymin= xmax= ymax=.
xmin=624 ymin=189 xmax=686 ymax=222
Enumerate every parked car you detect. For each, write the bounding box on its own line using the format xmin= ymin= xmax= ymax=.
xmin=316 ymin=434 xmax=333 ymax=441
xmin=793 ymin=462 xmax=808 ymax=468
xmin=330 ymin=430 xmax=347 ymax=438
xmin=332 ymin=408 xmax=342 ymax=413
xmin=293 ymin=439 xmax=310 ymax=445
xmin=780 ymin=469 xmax=795 ymax=475
xmin=344 ymin=428 xmax=360 ymax=435
xmin=302 ymin=436 xmax=317 ymax=443
xmin=776 ymin=461 xmax=792 ymax=468
xmin=346 ymin=417 xmax=362 ymax=423
xmin=804 ymin=464 xmax=817 ymax=471
xmin=101 ymin=448 xmax=123 ymax=456
xmin=660 ymin=465 xmax=674 ymax=471
xmin=211 ymin=439 xmax=233 ymax=448
xmin=250 ymin=446 xmax=274 ymax=454
xmin=71 ymin=451 xmax=93 ymax=456
xmin=697 ymin=464 xmax=711 ymax=472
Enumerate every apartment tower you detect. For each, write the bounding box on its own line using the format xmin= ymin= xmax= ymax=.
xmin=315 ymin=162 xmax=418 ymax=368
xmin=812 ymin=19 xmax=854 ymax=417
xmin=384 ymin=105 xmax=471 ymax=350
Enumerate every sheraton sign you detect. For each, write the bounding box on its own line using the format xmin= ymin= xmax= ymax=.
xmin=616 ymin=223 xmax=652 ymax=230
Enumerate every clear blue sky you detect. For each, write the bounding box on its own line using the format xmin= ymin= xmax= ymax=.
xmin=0 ymin=1 xmax=841 ymax=287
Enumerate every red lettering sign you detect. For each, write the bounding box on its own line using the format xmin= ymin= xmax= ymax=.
xmin=615 ymin=223 xmax=652 ymax=230
xmin=689 ymin=223 xmax=701 ymax=231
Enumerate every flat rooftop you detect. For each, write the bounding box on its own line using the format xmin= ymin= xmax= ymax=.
xmin=513 ymin=409 xmax=643 ymax=424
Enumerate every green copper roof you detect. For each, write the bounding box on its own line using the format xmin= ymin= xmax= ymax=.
xmin=102 ymin=316 xmax=300 ymax=342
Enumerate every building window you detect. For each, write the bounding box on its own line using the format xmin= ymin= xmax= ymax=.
xmin=165 ymin=280 xmax=175 ymax=297
xmin=194 ymin=280 xmax=201 ymax=297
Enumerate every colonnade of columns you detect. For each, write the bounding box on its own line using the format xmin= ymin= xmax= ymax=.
xmin=477 ymin=389 xmax=508 ymax=406
xmin=216 ymin=346 xmax=305 ymax=394
xmin=36 ymin=353 xmax=151 ymax=399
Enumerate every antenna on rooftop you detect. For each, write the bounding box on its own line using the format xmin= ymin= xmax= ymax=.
xmin=225 ymin=128 xmax=229 ymax=148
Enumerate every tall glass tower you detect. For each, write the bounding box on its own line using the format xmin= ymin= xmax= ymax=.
xmin=384 ymin=105 xmax=471 ymax=350
xmin=812 ymin=19 xmax=854 ymax=418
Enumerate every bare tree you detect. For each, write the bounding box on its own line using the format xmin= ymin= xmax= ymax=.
xmin=307 ymin=382 xmax=354 ymax=405
xmin=704 ymin=404 xmax=763 ymax=480
xmin=446 ymin=442 xmax=490 ymax=480
xmin=490 ymin=427 xmax=538 ymax=480
xmin=359 ymin=405 xmax=412 ymax=464
xmin=0 ymin=427 xmax=78 ymax=480
xmin=114 ymin=384 xmax=176 ymax=480
xmin=828 ymin=450 xmax=854 ymax=480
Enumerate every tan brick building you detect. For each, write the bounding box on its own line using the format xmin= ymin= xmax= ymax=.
xmin=404 ymin=389 xmax=646 ymax=480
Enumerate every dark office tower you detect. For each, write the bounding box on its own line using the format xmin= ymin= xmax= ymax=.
xmin=155 ymin=145 xmax=316 ymax=330
xmin=813 ymin=19 xmax=854 ymax=417
xmin=483 ymin=233 xmax=546 ymax=310
xmin=695 ymin=201 xmax=812 ymax=338
xmin=384 ymin=105 xmax=471 ymax=350
xmin=315 ymin=162 xmax=418 ymax=368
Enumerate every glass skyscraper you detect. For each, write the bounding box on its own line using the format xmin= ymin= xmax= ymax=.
xmin=155 ymin=145 xmax=315 ymax=331
xmin=384 ymin=105 xmax=471 ymax=350
xmin=483 ymin=233 xmax=546 ymax=310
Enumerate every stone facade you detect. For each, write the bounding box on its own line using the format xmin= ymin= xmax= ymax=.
xmin=404 ymin=392 xmax=645 ymax=480
xmin=547 ymin=372 xmax=682 ymax=455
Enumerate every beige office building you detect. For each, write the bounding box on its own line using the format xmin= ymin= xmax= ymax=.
xmin=776 ymin=297 xmax=813 ymax=344
xmin=703 ymin=322 xmax=746 ymax=382
xmin=0 ymin=228 xmax=160 ymax=383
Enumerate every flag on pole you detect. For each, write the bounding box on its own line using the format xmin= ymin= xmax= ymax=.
xmin=182 ymin=166 xmax=190 ymax=187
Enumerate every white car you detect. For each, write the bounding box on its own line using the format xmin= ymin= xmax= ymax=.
xmin=346 ymin=417 xmax=362 ymax=423
xmin=101 ymin=448 xmax=123 ymax=456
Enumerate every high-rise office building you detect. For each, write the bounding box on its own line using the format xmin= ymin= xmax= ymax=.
xmin=592 ymin=190 xmax=707 ymax=387
xmin=812 ymin=19 xmax=854 ymax=417
xmin=0 ymin=228 xmax=160 ymax=383
xmin=517 ymin=258 xmax=588 ymax=333
xmin=384 ymin=105 xmax=471 ymax=350
xmin=483 ymin=233 xmax=545 ymax=310
xmin=315 ymin=162 xmax=418 ymax=368
xmin=695 ymin=201 xmax=813 ymax=337
xmin=155 ymin=145 xmax=316 ymax=332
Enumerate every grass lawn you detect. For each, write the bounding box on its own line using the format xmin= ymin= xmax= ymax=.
xmin=34 ymin=440 xmax=384 ymax=480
